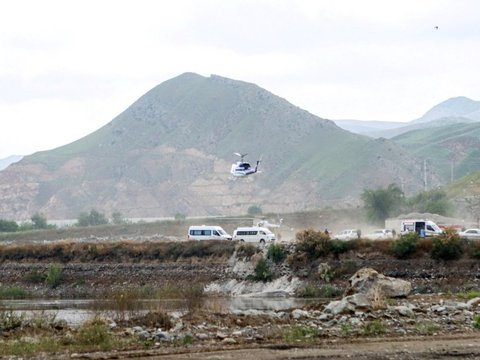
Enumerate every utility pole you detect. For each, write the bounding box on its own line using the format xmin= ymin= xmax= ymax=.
xmin=423 ymin=159 xmax=427 ymax=192
xmin=450 ymin=160 xmax=454 ymax=183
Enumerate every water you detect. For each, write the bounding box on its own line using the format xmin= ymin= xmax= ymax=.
xmin=1 ymin=297 xmax=324 ymax=326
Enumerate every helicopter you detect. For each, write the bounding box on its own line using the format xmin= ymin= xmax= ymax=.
xmin=230 ymin=153 xmax=261 ymax=178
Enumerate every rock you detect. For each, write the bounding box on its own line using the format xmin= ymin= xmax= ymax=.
xmin=323 ymin=293 xmax=371 ymax=315
xmin=347 ymin=267 xmax=411 ymax=298
xmin=216 ymin=331 xmax=228 ymax=339
xmin=154 ymin=331 xmax=170 ymax=341
xmin=467 ymin=297 xmax=480 ymax=308
xmin=222 ymin=337 xmax=237 ymax=344
xmin=395 ymin=305 xmax=415 ymax=317
xmin=136 ymin=330 xmax=151 ymax=341
xmin=196 ymin=333 xmax=209 ymax=340
xmin=291 ymin=309 xmax=310 ymax=319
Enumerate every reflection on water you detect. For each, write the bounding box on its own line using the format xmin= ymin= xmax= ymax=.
xmin=1 ymin=297 xmax=325 ymax=326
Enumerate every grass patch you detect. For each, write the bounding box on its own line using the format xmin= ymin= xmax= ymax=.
xmin=415 ymin=321 xmax=440 ymax=335
xmin=0 ymin=287 xmax=30 ymax=299
xmin=362 ymin=320 xmax=386 ymax=335
xmin=296 ymin=284 xmax=339 ymax=298
xmin=283 ymin=325 xmax=319 ymax=343
xmin=457 ymin=290 xmax=480 ymax=300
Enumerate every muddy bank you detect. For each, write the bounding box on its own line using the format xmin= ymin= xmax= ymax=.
xmin=1 ymin=255 xmax=479 ymax=298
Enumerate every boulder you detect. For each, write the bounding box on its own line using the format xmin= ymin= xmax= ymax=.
xmin=347 ymin=268 xmax=411 ymax=298
xmin=323 ymin=293 xmax=372 ymax=315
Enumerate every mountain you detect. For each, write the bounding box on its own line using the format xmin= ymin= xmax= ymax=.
xmin=0 ymin=155 xmax=23 ymax=171
xmin=411 ymin=96 xmax=480 ymax=124
xmin=333 ymin=119 xmax=405 ymax=135
xmin=336 ymin=97 xmax=480 ymax=139
xmin=0 ymin=73 xmax=435 ymax=220
xmin=392 ymin=122 xmax=480 ymax=183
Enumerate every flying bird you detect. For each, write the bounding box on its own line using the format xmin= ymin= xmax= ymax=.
xmin=434 ymin=26 xmax=439 ymax=30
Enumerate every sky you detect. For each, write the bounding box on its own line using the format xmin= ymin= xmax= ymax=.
xmin=1 ymin=0 xmax=480 ymax=158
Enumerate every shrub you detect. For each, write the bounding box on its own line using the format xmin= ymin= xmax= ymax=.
xmin=252 ymin=258 xmax=273 ymax=282
xmin=236 ymin=243 xmax=259 ymax=258
xmin=182 ymin=285 xmax=205 ymax=315
xmin=295 ymin=228 xmax=331 ymax=259
xmin=266 ymin=243 xmax=287 ymax=263
xmin=391 ymin=232 xmax=418 ymax=259
xmin=329 ymin=239 xmax=351 ymax=257
xmin=76 ymin=316 xmax=112 ymax=349
xmin=429 ymin=230 xmax=464 ymax=261
xmin=45 ymin=263 xmax=63 ymax=288
xmin=0 ymin=310 xmax=25 ymax=331
xmin=24 ymin=268 xmax=46 ymax=284
xmin=473 ymin=314 xmax=480 ymax=329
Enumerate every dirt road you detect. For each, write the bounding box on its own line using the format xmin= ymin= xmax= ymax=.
xmin=68 ymin=335 xmax=479 ymax=360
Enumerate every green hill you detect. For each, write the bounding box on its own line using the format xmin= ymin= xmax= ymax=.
xmin=392 ymin=122 xmax=480 ymax=183
xmin=0 ymin=73 xmax=432 ymax=220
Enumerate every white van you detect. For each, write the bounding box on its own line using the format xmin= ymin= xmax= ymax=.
xmin=188 ymin=225 xmax=232 ymax=241
xmin=400 ymin=220 xmax=443 ymax=237
xmin=233 ymin=226 xmax=276 ymax=245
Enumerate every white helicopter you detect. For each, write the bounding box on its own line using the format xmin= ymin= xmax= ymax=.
xmin=230 ymin=153 xmax=261 ymax=178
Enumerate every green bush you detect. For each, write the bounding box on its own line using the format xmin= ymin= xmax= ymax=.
xmin=76 ymin=316 xmax=112 ymax=349
xmin=252 ymin=258 xmax=273 ymax=282
xmin=473 ymin=314 xmax=480 ymax=329
xmin=391 ymin=232 xmax=418 ymax=259
xmin=45 ymin=263 xmax=63 ymax=288
xmin=329 ymin=239 xmax=351 ymax=256
xmin=266 ymin=243 xmax=287 ymax=263
xmin=24 ymin=268 xmax=46 ymax=284
xmin=429 ymin=230 xmax=464 ymax=261
xmin=295 ymin=229 xmax=331 ymax=259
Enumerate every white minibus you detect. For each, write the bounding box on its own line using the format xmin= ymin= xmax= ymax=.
xmin=232 ymin=226 xmax=276 ymax=245
xmin=188 ymin=225 xmax=232 ymax=241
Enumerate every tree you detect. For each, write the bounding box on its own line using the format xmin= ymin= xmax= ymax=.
xmin=361 ymin=183 xmax=404 ymax=225
xmin=0 ymin=219 xmax=18 ymax=232
xmin=247 ymin=205 xmax=262 ymax=216
xmin=31 ymin=212 xmax=48 ymax=229
xmin=406 ymin=189 xmax=450 ymax=216
xmin=77 ymin=209 xmax=109 ymax=227
xmin=111 ymin=211 xmax=126 ymax=225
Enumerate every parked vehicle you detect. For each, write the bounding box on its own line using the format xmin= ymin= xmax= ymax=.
xmin=364 ymin=229 xmax=394 ymax=240
xmin=333 ymin=229 xmax=358 ymax=241
xmin=188 ymin=225 xmax=232 ymax=241
xmin=232 ymin=226 xmax=276 ymax=245
xmin=400 ymin=220 xmax=442 ymax=237
xmin=459 ymin=228 xmax=480 ymax=240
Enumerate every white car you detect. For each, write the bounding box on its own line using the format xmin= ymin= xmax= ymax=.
xmin=364 ymin=229 xmax=394 ymax=240
xmin=333 ymin=229 xmax=358 ymax=241
xmin=459 ymin=228 xmax=480 ymax=240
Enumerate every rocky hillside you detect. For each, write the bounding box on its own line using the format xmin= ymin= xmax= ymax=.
xmin=0 ymin=73 xmax=435 ymax=220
